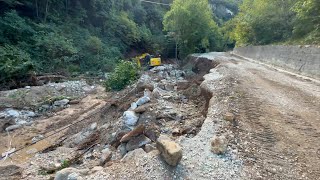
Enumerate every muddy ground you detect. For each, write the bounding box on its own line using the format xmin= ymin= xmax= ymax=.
xmin=0 ymin=52 xmax=319 ymax=180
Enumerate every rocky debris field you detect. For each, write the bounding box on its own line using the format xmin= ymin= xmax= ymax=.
xmin=1 ymin=52 xmax=319 ymax=180
xmin=0 ymin=81 xmax=96 ymax=133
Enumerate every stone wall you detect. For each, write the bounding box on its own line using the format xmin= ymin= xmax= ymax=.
xmin=233 ymin=45 xmax=320 ymax=79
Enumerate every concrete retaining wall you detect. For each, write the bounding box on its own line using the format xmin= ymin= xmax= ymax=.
xmin=233 ymin=45 xmax=320 ymax=79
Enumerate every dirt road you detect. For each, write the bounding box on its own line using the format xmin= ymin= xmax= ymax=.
xmin=199 ymin=52 xmax=320 ymax=179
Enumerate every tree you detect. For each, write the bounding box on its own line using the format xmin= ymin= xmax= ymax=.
xmin=163 ymin=0 xmax=223 ymax=58
xmin=293 ymin=0 xmax=320 ymax=44
xmin=230 ymin=0 xmax=297 ymax=46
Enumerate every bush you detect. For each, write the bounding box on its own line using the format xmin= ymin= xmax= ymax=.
xmin=0 ymin=45 xmax=34 ymax=83
xmin=104 ymin=60 xmax=139 ymax=91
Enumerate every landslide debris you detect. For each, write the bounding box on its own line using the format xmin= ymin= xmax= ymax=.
xmin=2 ymin=60 xmax=236 ymax=180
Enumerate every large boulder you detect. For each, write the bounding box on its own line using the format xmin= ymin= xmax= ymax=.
xmin=156 ymin=135 xmax=182 ymax=166
xmin=136 ymin=74 xmax=154 ymax=92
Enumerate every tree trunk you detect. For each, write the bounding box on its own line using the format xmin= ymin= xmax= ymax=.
xmin=44 ymin=0 xmax=49 ymax=23
xmin=35 ymin=0 xmax=39 ymax=19
xmin=65 ymin=0 xmax=68 ymax=15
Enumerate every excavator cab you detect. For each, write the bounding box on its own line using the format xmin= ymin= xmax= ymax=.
xmin=135 ymin=53 xmax=161 ymax=68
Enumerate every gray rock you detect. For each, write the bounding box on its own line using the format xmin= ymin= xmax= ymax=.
xmin=0 ymin=118 xmax=15 ymax=131
xmin=152 ymin=88 xmax=162 ymax=99
xmin=91 ymin=166 xmax=103 ymax=173
xmin=65 ymin=125 xmax=96 ymax=147
xmin=21 ymin=110 xmax=36 ymax=118
xmin=100 ymin=148 xmax=112 ymax=166
xmin=211 ymin=135 xmax=228 ymax=154
xmin=0 ymin=113 xmax=6 ymax=119
xmin=122 ymin=111 xmax=139 ymax=127
xmin=121 ymin=148 xmax=147 ymax=162
xmin=117 ymin=143 xmax=128 ymax=157
xmin=54 ymin=167 xmax=78 ymax=180
xmin=16 ymin=120 xmax=28 ymax=125
xmin=126 ymin=134 xmax=151 ymax=151
xmin=136 ymin=96 xmax=150 ymax=106
xmin=67 ymin=172 xmax=80 ymax=180
xmin=0 ymin=165 xmax=22 ymax=179
xmin=90 ymin=123 xmax=97 ymax=131
xmin=165 ymin=84 xmax=175 ymax=91
xmin=54 ymin=99 xmax=70 ymax=107
xmin=136 ymin=74 xmax=154 ymax=91
xmin=144 ymin=143 xmax=157 ymax=153
xmin=6 ymin=109 xmax=19 ymax=118
xmin=32 ymin=135 xmax=44 ymax=144
xmin=5 ymin=124 xmax=22 ymax=131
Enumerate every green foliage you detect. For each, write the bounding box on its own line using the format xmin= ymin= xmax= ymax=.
xmin=0 ymin=10 xmax=35 ymax=45
xmin=0 ymin=45 xmax=34 ymax=83
xmin=163 ymin=0 xmax=224 ymax=58
xmin=292 ymin=0 xmax=320 ymax=44
xmin=60 ymin=159 xmax=70 ymax=169
xmin=34 ymin=31 xmax=78 ymax=72
xmin=228 ymin=0 xmax=319 ymax=46
xmin=230 ymin=0 xmax=296 ymax=46
xmin=0 ymin=0 xmax=170 ymax=87
xmin=104 ymin=61 xmax=139 ymax=91
xmin=87 ymin=36 xmax=103 ymax=54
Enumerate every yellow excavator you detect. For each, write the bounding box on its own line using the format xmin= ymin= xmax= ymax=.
xmin=135 ymin=53 xmax=161 ymax=68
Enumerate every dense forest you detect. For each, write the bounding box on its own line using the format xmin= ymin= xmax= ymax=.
xmin=0 ymin=0 xmax=173 ymax=88
xmin=0 ymin=0 xmax=319 ymax=89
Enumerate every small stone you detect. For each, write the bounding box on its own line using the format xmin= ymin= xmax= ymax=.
xmin=117 ymin=143 xmax=128 ymax=157
xmin=144 ymin=143 xmax=157 ymax=153
xmin=91 ymin=166 xmax=104 ymax=173
xmin=100 ymin=149 xmax=112 ymax=166
xmin=136 ymin=96 xmax=150 ymax=106
xmin=90 ymin=123 xmax=97 ymax=131
xmin=224 ymin=112 xmax=235 ymax=122
xmin=126 ymin=134 xmax=151 ymax=151
xmin=211 ymin=135 xmax=228 ymax=154
xmin=165 ymin=84 xmax=175 ymax=91
xmin=156 ymin=135 xmax=182 ymax=166
xmin=133 ymin=104 xmax=149 ymax=113
xmin=53 ymin=99 xmax=70 ymax=107
xmin=26 ymin=148 xmax=37 ymax=154
xmin=172 ymin=128 xmax=181 ymax=137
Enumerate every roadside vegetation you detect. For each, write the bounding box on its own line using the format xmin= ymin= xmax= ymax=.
xmin=227 ymin=0 xmax=320 ymax=46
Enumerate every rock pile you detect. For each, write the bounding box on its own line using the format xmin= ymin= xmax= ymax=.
xmin=0 ymin=108 xmax=36 ymax=131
